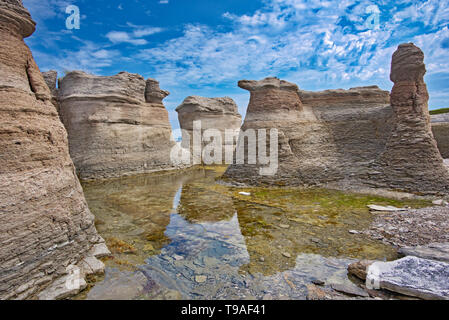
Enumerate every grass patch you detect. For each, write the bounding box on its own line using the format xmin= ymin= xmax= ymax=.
xmin=430 ymin=108 xmax=449 ymax=115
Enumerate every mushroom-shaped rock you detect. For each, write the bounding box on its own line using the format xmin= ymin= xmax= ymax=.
xmin=145 ymin=78 xmax=170 ymax=105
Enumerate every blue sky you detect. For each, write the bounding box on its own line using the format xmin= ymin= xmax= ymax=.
xmin=23 ymin=0 xmax=449 ymax=129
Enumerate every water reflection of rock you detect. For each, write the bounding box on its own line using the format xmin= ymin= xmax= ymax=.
xmin=82 ymin=168 xmax=210 ymax=265
xmin=177 ymin=183 xmax=236 ymax=223
xmin=80 ymin=167 xmax=413 ymax=300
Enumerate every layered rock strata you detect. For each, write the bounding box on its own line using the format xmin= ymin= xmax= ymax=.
xmin=58 ymin=71 xmax=179 ymax=180
xmin=176 ymin=96 xmax=242 ymax=163
xmin=42 ymin=70 xmax=59 ymax=112
xmin=0 ymin=0 xmax=105 ymax=300
xmin=224 ymin=44 xmax=449 ymax=194
xmin=223 ymin=78 xmax=391 ymax=186
xmin=372 ymin=43 xmax=449 ymax=193
xmin=431 ymin=112 xmax=449 ymax=158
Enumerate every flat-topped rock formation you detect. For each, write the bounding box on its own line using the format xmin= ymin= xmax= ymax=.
xmin=224 ymin=79 xmax=391 ymax=186
xmin=0 ymin=0 xmax=105 ymax=300
xmin=299 ymin=86 xmax=395 ymax=184
xmin=58 ymin=71 xmax=179 ymax=180
xmin=431 ymin=112 xmax=449 ymax=158
xmin=372 ymin=43 xmax=449 ymax=193
xmin=176 ymin=96 xmax=242 ymax=162
xmin=224 ymin=45 xmax=449 ymax=194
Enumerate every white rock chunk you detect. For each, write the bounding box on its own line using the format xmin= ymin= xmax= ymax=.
xmin=366 ymin=256 xmax=449 ymax=300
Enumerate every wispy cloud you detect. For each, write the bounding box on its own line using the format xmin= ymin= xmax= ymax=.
xmin=106 ymin=23 xmax=164 ymax=45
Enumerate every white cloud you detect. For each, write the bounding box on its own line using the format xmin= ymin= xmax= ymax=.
xmin=106 ymin=31 xmax=148 ymax=45
xmin=105 ymin=24 xmax=164 ymax=46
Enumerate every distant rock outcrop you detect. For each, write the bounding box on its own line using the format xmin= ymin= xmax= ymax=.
xmin=176 ymin=96 xmax=242 ymax=163
xmin=58 ymin=71 xmax=179 ymax=179
xmin=431 ymin=112 xmax=449 ymax=158
xmin=372 ymin=43 xmax=449 ymax=193
xmin=224 ymin=44 xmax=449 ymax=194
xmin=0 ymin=0 xmax=105 ymax=300
xmin=42 ymin=70 xmax=60 ymax=112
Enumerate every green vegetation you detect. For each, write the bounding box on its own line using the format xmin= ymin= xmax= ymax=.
xmin=430 ymin=108 xmax=449 ymax=115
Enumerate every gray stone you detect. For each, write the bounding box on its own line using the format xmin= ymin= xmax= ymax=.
xmin=38 ymin=273 xmax=87 ymax=300
xmin=399 ymin=243 xmax=449 ymax=263
xmin=80 ymin=256 xmax=105 ymax=275
xmin=331 ymin=283 xmax=369 ymax=297
xmin=89 ymin=243 xmax=112 ymax=258
xmin=366 ymin=256 xmax=449 ymax=300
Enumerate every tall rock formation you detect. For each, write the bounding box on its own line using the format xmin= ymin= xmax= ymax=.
xmin=0 ymin=0 xmax=106 ymax=300
xmin=58 ymin=71 xmax=179 ymax=180
xmin=372 ymin=43 xmax=449 ymax=193
xmin=431 ymin=112 xmax=449 ymax=159
xmin=176 ymin=96 xmax=242 ymax=163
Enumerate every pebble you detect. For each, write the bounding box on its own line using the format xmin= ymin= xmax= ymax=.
xmin=282 ymin=252 xmax=292 ymax=258
xmin=259 ymin=257 xmax=265 ymax=262
xmin=312 ymin=279 xmax=325 ymax=286
xmin=349 ymin=230 xmax=359 ymax=234
xmin=279 ymin=224 xmax=290 ymax=229
xmin=195 ymin=275 xmax=207 ymax=283
xmin=239 ymin=192 xmax=251 ymax=196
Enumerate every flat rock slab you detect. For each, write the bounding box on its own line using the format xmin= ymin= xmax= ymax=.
xmin=331 ymin=283 xmax=369 ymax=297
xmin=89 ymin=243 xmax=112 ymax=258
xmin=399 ymin=243 xmax=449 ymax=263
xmin=367 ymin=256 xmax=449 ymax=300
xmin=38 ymin=273 xmax=87 ymax=300
xmin=367 ymin=205 xmax=406 ymax=212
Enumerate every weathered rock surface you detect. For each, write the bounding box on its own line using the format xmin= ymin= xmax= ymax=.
xmin=224 ymin=44 xmax=449 ymax=195
xmin=176 ymin=96 xmax=242 ymax=163
xmin=367 ymin=256 xmax=449 ymax=300
xmin=0 ymin=0 xmax=104 ymax=300
xmin=58 ymin=71 xmax=179 ymax=179
xmin=399 ymin=243 xmax=449 ymax=263
xmin=431 ymin=112 xmax=449 ymax=158
xmin=348 ymin=260 xmax=375 ymax=280
xmin=223 ymin=79 xmax=393 ymax=187
xmin=42 ymin=70 xmax=59 ymax=112
xmin=372 ymin=43 xmax=449 ymax=194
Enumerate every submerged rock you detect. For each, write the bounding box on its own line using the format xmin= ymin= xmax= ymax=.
xmin=367 ymin=256 xmax=449 ymax=300
xmin=0 ymin=0 xmax=104 ymax=300
xmin=58 ymin=71 xmax=179 ymax=179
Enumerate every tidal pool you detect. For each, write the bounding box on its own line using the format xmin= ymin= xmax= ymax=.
xmin=76 ymin=166 xmax=430 ymax=300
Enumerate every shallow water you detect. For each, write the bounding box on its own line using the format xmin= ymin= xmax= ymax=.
xmin=76 ymin=166 xmax=429 ymax=300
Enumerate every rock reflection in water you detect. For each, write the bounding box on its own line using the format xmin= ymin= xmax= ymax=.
xmin=80 ymin=166 xmax=428 ymax=300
